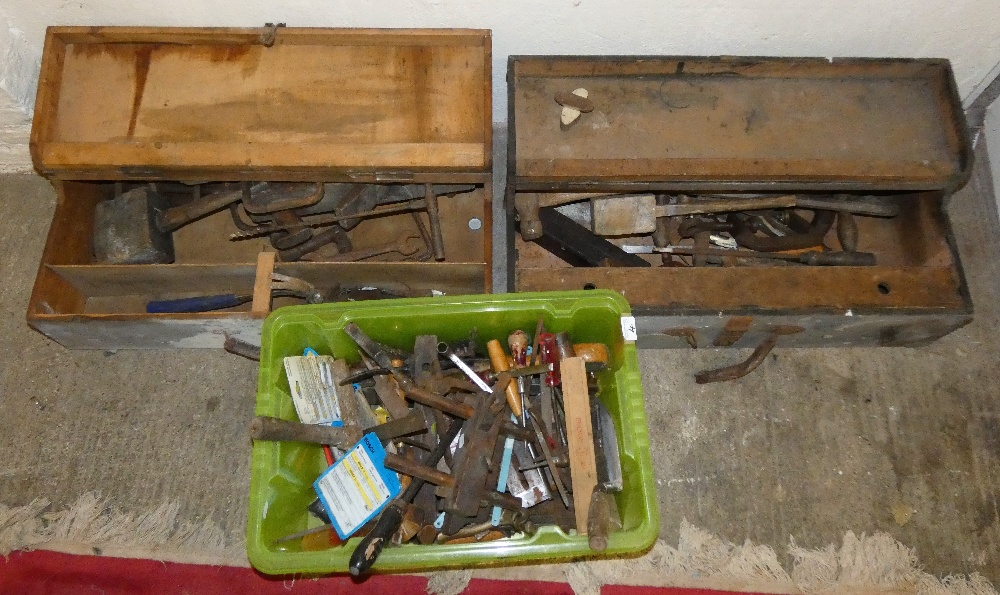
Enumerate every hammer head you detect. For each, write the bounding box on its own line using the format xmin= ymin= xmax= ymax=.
xmin=93 ymin=186 xmax=174 ymax=264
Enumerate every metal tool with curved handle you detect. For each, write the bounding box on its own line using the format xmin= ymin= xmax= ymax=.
xmin=694 ymin=325 xmax=803 ymax=384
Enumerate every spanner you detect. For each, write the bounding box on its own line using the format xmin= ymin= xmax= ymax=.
xmin=323 ymin=235 xmax=425 ymax=262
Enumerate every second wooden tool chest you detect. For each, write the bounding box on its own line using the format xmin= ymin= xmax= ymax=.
xmin=28 ymin=26 xmax=493 ymax=349
xmin=506 ymin=56 xmax=973 ymax=351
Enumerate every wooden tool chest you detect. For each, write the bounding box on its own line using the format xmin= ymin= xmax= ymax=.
xmin=27 ymin=26 xmax=493 ymax=349
xmin=505 ymin=56 xmax=974 ymax=349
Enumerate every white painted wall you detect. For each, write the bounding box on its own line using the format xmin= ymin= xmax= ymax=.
xmin=986 ymin=100 xmax=1000 ymax=216
xmin=1 ymin=0 xmax=999 ymax=121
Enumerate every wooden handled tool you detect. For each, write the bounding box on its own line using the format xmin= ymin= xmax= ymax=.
xmin=586 ymin=488 xmax=621 ymax=551
xmin=156 ymin=186 xmax=245 ymax=232
xmin=249 ymin=410 xmax=426 ymax=448
xmin=249 ymin=417 xmax=361 ymax=449
xmin=382 ymin=454 xmax=523 ymax=513
xmin=349 ymin=418 xmax=464 ymax=576
xmin=487 ymin=339 xmax=523 ymax=417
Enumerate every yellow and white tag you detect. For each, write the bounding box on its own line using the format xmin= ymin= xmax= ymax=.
xmin=314 ymin=433 xmax=401 ymax=539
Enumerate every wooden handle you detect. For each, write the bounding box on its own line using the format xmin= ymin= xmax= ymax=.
xmin=249 ymin=416 xmax=353 ymax=449
xmin=383 ymin=452 xmax=454 ymax=488
xmin=573 ymin=343 xmax=609 ymax=365
xmin=837 ymin=212 xmax=859 ymax=252
xmin=486 ymin=339 xmax=522 ymax=417
xmin=587 ymin=488 xmax=614 ymax=551
xmin=156 ymin=187 xmax=244 ymax=232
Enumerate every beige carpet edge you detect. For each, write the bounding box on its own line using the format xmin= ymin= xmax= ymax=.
xmin=0 ymin=492 xmax=246 ymax=567
xmin=469 ymin=520 xmax=996 ymax=595
xmin=1 ymin=494 xmax=994 ymax=595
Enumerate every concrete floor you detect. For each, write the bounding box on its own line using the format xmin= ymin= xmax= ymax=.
xmin=1 ymin=139 xmax=999 ymax=584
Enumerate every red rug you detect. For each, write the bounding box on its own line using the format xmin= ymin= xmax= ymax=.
xmin=0 ymin=550 xmax=764 ymax=595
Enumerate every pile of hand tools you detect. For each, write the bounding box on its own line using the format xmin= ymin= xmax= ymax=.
xmin=249 ymin=321 xmax=623 ymax=574
xmin=94 ymin=180 xmax=474 ymax=265
xmin=517 ymin=191 xmax=901 ymax=268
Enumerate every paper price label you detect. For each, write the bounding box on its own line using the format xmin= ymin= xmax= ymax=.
xmin=284 ymin=355 xmax=342 ymax=426
xmin=314 ymin=433 xmax=401 ymax=539
xmin=620 ymin=316 xmax=638 ymax=342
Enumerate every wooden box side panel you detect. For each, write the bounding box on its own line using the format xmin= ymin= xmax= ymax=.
xmin=509 ymin=56 xmax=970 ymax=189
xmin=637 ymin=311 xmax=972 ymax=349
xmin=33 ymin=27 xmax=491 ymax=177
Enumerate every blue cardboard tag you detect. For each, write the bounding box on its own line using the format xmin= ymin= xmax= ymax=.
xmin=313 ymin=433 xmax=401 ymax=540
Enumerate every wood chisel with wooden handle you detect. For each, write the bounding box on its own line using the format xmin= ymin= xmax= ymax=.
xmin=487 ymin=339 xmax=523 ymax=417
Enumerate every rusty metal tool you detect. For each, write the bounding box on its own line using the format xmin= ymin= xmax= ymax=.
xmin=591 ymin=399 xmax=622 ymax=492
xmin=344 ymin=324 xmax=529 ymax=437
xmin=536 ymin=207 xmax=652 ymax=267
xmin=437 ymin=509 xmax=537 ymax=543
xmin=230 ymin=199 xmax=429 ymax=240
xmin=230 ymin=183 xmax=476 ymax=240
xmin=586 ymin=397 xmax=623 ymax=550
xmin=441 ymin=390 xmax=526 ymax=528
xmin=241 ymin=182 xmax=325 ymax=250
xmin=249 ymin=410 xmax=427 ymax=447
xmin=317 ymin=234 xmax=424 ymax=262
xmin=424 ymin=183 xmax=446 ymax=261
xmin=275 ymin=224 xmax=353 ymax=261
xmin=527 ymin=415 xmax=570 ymax=507
xmin=437 ymin=337 xmax=478 ymax=360
xmin=269 ymin=273 xmax=326 ymax=303
xmin=520 ymin=191 xmax=898 ymax=241
xmin=349 ymin=417 xmax=464 ymax=575
xmin=223 ymin=335 xmax=260 ymax=361
xmin=503 ymin=450 xmax=552 ymax=509
xmin=383 ymin=395 xmax=526 ymax=536
xmin=154 ymin=183 xmax=246 ymax=233
xmin=506 ymin=329 xmax=558 ymax=503
xmin=731 ymin=209 xmax=836 ymax=252
xmin=694 ymin=325 xmax=803 ymax=383
xmin=93 ymin=185 xmax=176 ymax=264
xmin=317 ymin=183 xmax=475 ymax=228
xmin=382 ymin=452 xmax=523 ymax=513
xmin=410 ymin=335 xmax=447 ymax=449
xmin=626 ymin=245 xmax=877 ymax=266
xmin=444 ymin=349 xmax=492 ymax=393
xmin=146 ymin=271 xmax=329 ymax=313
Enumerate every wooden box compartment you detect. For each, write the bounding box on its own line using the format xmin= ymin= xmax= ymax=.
xmin=27 ymin=27 xmax=492 ymax=349
xmin=506 ymin=56 xmax=973 ymax=349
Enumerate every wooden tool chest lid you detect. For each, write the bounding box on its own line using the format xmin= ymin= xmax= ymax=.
xmin=510 ymin=57 xmax=971 ymax=192
xmin=31 ymin=27 xmax=491 ymax=181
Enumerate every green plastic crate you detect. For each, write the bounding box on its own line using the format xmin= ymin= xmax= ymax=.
xmin=247 ymin=290 xmax=658 ymax=574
